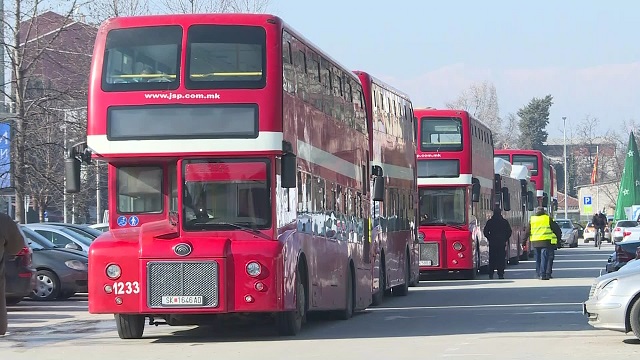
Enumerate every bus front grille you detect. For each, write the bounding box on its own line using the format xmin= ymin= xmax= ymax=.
xmin=147 ymin=261 xmax=219 ymax=308
xmin=419 ymin=243 xmax=439 ymax=266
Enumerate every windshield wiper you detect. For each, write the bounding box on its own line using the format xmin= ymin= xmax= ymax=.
xmin=186 ymin=219 xmax=271 ymax=240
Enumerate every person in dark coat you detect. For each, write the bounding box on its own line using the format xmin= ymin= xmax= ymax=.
xmin=548 ymin=217 xmax=562 ymax=279
xmin=1 ymin=212 xmax=25 ymax=336
xmin=483 ymin=207 xmax=512 ymax=279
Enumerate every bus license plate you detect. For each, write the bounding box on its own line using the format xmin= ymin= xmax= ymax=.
xmin=161 ymin=296 xmax=203 ymax=306
xmin=419 ymin=260 xmax=433 ymax=266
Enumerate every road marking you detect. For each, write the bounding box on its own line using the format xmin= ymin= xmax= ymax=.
xmin=370 ymin=302 xmax=582 ymax=311
xmin=512 ymin=310 xmax=583 ymax=315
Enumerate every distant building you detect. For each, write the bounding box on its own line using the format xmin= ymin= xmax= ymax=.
xmin=556 ymin=191 xmax=580 ymax=221
xmin=546 ymin=137 xmax=618 ymax=189
xmin=576 ymin=181 xmax=618 ymax=221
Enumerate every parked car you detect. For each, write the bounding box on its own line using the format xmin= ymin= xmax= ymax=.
xmin=555 ymin=218 xmax=579 ymax=248
xmin=41 ymin=222 xmax=103 ymax=240
xmin=622 ymin=227 xmax=640 ymax=242
xmin=19 ymin=225 xmax=88 ymax=301
xmin=89 ymin=223 xmax=109 ymax=232
xmin=583 ymin=221 xmax=612 ymax=243
xmin=613 ymin=220 xmax=639 ymax=242
xmin=25 ymin=223 xmax=93 ymax=253
xmin=4 ymin=226 xmax=36 ymax=305
xmin=583 ymin=262 xmax=640 ymax=340
xmin=605 ymin=240 xmax=640 ymax=273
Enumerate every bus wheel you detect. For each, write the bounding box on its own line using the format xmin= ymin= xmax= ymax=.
xmin=393 ymin=252 xmax=410 ymax=296
xmin=336 ymin=266 xmax=354 ymax=320
xmin=276 ymin=268 xmax=305 ymax=336
xmin=115 ymin=314 xmax=145 ymax=339
xmin=371 ymin=259 xmax=385 ymax=305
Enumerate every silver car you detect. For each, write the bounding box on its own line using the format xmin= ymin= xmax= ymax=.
xmin=583 ymin=262 xmax=640 ymax=340
xmin=556 ymin=219 xmax=579 ymax=248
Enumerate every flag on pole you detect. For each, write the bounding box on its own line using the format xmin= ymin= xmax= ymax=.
xmin=590 ymin=146 xmax=599 ymax=184
xmin=614 ymin=132 xmax=640 ymax=222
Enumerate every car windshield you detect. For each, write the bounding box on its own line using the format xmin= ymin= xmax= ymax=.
xmin=557 ymin=221 xmax=572 ymax=229
xmin=182 ymin=159 xmax=271 ymax=231
xmin=62 ymin=226 xmax=98 ymax=240
xmin=617 ymin=221 xmax=639 ymax=228
xmin=58 ymin=228 xmax=94 ymax=246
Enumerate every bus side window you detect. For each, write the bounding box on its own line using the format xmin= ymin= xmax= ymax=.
xmin=169 ymin=163 xmax=178 ymax=212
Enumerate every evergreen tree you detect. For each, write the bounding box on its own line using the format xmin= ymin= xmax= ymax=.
xmin=517 ymin=95 xmax=553 ymax=151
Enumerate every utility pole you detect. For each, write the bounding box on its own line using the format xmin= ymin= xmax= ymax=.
xmin=563 ymin=116 xmax=568 ymax=219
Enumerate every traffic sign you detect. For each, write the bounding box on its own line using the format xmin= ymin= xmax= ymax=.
xmin=583 ymin=196 xmax=592 ymax=205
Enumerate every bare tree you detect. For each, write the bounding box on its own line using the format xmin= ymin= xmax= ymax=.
xmin=84 ymin=0 xmax=151 ymax=24
xmin=1 ymin=0 xmax=92 ymax=223
xmin=500 ymin=112 xmax=520 ymax=149
xmin=160 ymin=0 xmax=270 ymax=14
xmin=445 ymin=80 xmax=502 ymax=145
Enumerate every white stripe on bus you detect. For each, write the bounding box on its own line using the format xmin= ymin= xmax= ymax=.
xmin=87 ymin=132 xmax=284 ymax=154
xmin=372 ymin=161 xmax=414 ymax=181
xmin=297 ymin=140 xmax=362 ymax=182
xmin=417 ymin=174 xmax=493 ymax=188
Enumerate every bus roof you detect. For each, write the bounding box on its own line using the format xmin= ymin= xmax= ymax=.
xmin=414 ymin=108 xmax=493 ymax=131
xmin=98 ymin=13 xmax=362 ymax=85
xmin=353 ymin=71 xmax=412 ymax=101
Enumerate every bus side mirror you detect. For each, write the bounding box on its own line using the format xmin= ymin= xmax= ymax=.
xmin=281 ymin=152 xmax=297 ymax=188
xmin=542 ymin=194 xmax=549 ymax=208
xmin=501 ymin=187 xmax=511 ymax=211
xmin=471 ymin=178 xmax=480 ymax=202
xmin=527 ymin=191 xmax=535 ymax=211
xmin=373 ymin=176 xmax=384 ymax=202
xmin=65 ymin=156 xmax=81 ymax=193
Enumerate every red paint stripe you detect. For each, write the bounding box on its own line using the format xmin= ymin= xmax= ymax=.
xmin=184 ymin=162 xmax=266 ymax=182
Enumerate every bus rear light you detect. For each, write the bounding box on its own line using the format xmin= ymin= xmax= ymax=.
xmin=254 ymin=282 xmax=266 ymax=291
xmin=246 ymin=261 xmax=262 ymax=277
xmin=106 ymin=263 xmax=122 ymax=280
xmin=104 ymin=285 xmax=113 ymax=294
xmin=244 ymin=295 xmax=254 ymax=303
xmin=452 ymin=242 xmax=463 ymax=251
xmin=115 ymin=297 xmax=123 ymax=305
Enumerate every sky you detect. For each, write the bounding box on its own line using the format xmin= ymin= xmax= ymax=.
xmin=269 ymin=0 xmax=640 ymax=140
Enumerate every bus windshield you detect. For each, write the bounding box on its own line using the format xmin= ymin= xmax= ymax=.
xmin=102 ymin=25 xmax=182 ymax=91
xmin=420 ymin=117 xmax=462 ymax=152
xmin=182 ymin=159 xmax=271 ymax=231
xmin=418 ymin=187 xmax=466 ymax=225
xmin=512 ymin=155 xmax=538 ymax=176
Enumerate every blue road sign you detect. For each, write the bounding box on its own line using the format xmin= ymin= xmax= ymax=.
xmin=0 ymin=122 xmax=10 ymax=188
xmin=128 ymin=215 xmax=139 ymax=227
xmin=583 ymin=196 xmax=592 ymax=205
xmin=117 ymin=216 xmax=127 ymax=227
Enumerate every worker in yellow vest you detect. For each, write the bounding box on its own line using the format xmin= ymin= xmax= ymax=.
xmin=524 ymin=207 xmax=556 ymax=280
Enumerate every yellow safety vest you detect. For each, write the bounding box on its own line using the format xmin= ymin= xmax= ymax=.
xmin=530 ymin=214 xmax=556 ymax=244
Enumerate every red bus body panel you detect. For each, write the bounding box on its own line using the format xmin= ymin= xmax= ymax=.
xmin=354 ymin=70 xmax=419 ymax=295
xmin=414 ymin=109 xmax=493 ymax=276
xmin=86 ymin=14 xmax=372 ymax=320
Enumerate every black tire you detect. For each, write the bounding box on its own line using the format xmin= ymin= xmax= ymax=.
xmin=393 ymin=252 xmax=409 ymax=296
xmin=6 ymin=297 xmax=23 ymax=306
xmin=115 ymin=314 xmax=145 ymax=339
xmin=30 ymin=269 xmax=60 ymax=301
xmin=629 ymin=298 xmax=640 ymax=340
xmin=336 ymin=266 xmax=354 ymax=320
xmin=276 ymin=267 xmax=306 ymax=336
xmin=371 ymin=257 xmax=385 ymax=306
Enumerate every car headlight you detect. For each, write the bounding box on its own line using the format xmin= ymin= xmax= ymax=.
xmin=595 ymin=279 xmax=617 ymax=298
xmin=65 ymin=259 xmax=87 ymax=271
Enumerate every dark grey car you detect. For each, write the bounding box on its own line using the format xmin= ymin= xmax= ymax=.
xmin=19 ymin=225 xmax=88 ymax=301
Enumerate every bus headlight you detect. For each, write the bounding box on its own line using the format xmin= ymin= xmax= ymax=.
xmin=453 ymin=242 xmax=463 ymax=251
xmin=246 ymin=261 xmax=262 ymax=277
xmin=106 ymin=264 xmax=122 ymax=280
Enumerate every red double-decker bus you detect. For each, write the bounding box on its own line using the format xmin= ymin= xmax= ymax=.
xmin=492 ymin=158 xmax=527 ymax=265
xmin=414 ymin=108 xmax=493 ymax=279
xmin=354 ymin=71 xmax=419 ymax=304
xmin=494 ymin=149 xmax=557 ymax=215
xmin=65 ymin=14 xmax=383 ymax=339
xmin=507 ymin=164 xmax=537 ymax=260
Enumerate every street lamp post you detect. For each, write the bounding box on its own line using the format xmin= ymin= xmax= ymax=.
xmin=563 ymin=116 xmax=568 ymax=219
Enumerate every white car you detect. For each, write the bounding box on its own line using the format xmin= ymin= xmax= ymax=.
xmin=622 ymin=227 xmax=640 ymax=242
xmin=613 ymin=220 xmax=639 ymax=242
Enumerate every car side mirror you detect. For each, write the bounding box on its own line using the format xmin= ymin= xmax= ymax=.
xmin=65 ymin=243 xmax=80 ymax=250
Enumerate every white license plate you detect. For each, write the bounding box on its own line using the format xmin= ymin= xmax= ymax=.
xmin=161 ymin=296 xmax=204 ymax=306
xmin=419 ymin=260 xmax=433 ymax=266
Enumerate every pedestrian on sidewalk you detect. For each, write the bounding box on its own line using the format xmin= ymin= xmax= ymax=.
xmin=524 ymin=207 xmax=556 ymax=280
xmin=0 ymin=212 xmax=26 ymax=336
xmin=483 ymin=207 xmax=512 ymax=279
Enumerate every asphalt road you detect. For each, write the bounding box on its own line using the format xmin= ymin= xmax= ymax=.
xmin=2 ymin=239 xmax=639 ymax=359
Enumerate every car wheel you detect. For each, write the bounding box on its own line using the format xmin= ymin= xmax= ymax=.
xmin=630 ymin=297 xmax=640 ymax=340
xmin=30 ymin=269 xmax=60 ymax=301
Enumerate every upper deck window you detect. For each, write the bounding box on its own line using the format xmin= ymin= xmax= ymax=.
xmin=102 ymin=26 xmax=182 ymax=91
xmin=186 ymin=25 xmax=266 ymax=89
xmin=420 ymin=117 xmax=462 ymax=152
xmin=495 ymin=154 xmax=510 ymax=162
xmin=512 ymin=155 xmax=538 ymax=176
